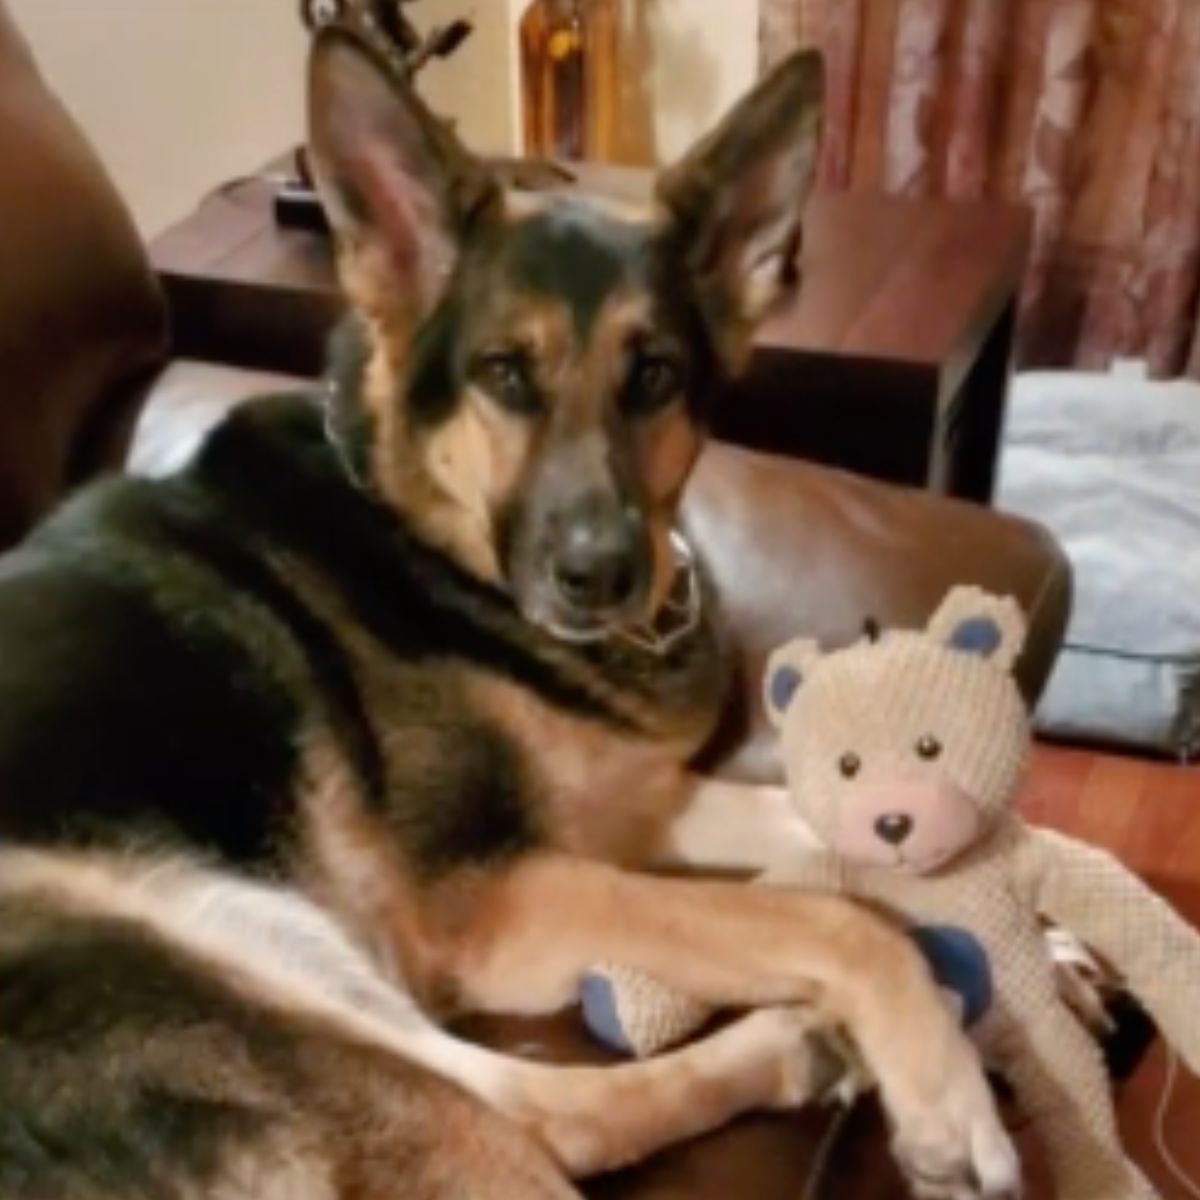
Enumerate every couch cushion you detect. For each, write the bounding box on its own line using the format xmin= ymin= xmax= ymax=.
xmin=127 ymin=360 xmax=312 ymax=477
xmin=687 ymin=441 xmax=1072 ymax=781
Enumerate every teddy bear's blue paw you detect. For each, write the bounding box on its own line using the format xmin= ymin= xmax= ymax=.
xmin=911 ymin=925 xmax=993 ymax=1029
xmin=581 ymin=971 xmax=638 ymax=1055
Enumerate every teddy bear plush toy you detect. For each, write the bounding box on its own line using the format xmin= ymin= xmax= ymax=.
xmin=582 ymin=586 xmax=1200 ymax=1199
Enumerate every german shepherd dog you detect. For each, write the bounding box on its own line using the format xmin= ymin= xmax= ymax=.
xmin=0 ymin=27 xmax=1019 ymax=1200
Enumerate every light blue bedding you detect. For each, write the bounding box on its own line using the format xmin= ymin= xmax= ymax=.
xmin=997 ymin=371 xmax=1200 ymax=758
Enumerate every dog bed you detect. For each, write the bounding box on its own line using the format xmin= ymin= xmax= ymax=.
xmin=997 ymin=370 xmax=1200 ymax=759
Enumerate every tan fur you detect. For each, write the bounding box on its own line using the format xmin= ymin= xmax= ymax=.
xmin=661 ymin=779 xmax=823 ymax=872
xmin=293 ymin=663 xmax=708 ymax=995
xmin=434 ymin=850 xmax=1018 ymax=1188
xmin=443 ymin=852 xmax=969 ymax=1099
xmin=337 ymin=244 xmax=415 ymax=340
xmin=1 ymin=846 xmax=839 ymax=1186
xmin=362 ymin=334 xmax=403 ymax=477
xmin=495 ymin=1004 xmax=835 ymax=1175
xmin=358 ymin=337 xmax=509 ymax=583
xmin=463 ymin=673 xmax=696 ymax=866
xmin=412 ymin=394 xmax=517 ymax=582
xmin=191 ymin=1137 xmax=336 ymax=1200
xmin=295 ymin=728 xmax=448 ymax=1005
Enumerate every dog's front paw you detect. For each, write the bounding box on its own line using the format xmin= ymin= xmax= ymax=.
xmin=893 ymin=1121 xmax=1019 ymax=1200
xmin=887 ymin=1057 xmax=1019 ymax=1200
xmin=731 ymin=1006 xmax=857 ymax=1110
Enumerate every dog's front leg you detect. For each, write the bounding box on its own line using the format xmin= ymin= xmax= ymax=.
xmin=656 ymin=775 xmax=821 ymax=872
xmin=469 ymin=1005 xmax=836 ymax=1177
xmin=447 ymin=852 xmax=1018 ymax=1200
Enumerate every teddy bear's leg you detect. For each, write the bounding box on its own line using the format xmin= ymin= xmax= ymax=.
xmin=998 ymin=1002 xmax=1157 ymax=1199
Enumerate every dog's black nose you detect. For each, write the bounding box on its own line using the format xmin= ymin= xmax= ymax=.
xmin=874 ymin=813 xmax=914 ymax=845
xmin=553 ymin=505 xmax=641 ymax=612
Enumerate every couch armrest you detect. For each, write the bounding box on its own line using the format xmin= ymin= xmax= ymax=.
xmin=0 ymin=1 xmax=167 ymax=548
xmin=684 ymin=441 xmax=1071 ymax=782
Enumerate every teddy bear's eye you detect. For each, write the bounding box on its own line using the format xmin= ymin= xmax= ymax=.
xmin=916 ymin=735 xmax=942 ymax=760
xmin=838 ymin=752 xmax=862 ymax=779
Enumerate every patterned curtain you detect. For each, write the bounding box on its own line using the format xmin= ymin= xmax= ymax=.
xmin=759 ymin=0 xmax=1200 ymax=378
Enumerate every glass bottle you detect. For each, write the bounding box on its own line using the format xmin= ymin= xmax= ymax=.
xmin=520 ymin=0 xmax=587 ymax=160
xmin=520 ymin=0 xmax=654 ymax=165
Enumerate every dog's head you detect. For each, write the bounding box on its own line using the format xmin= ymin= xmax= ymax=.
xmin=308 ymin=31 xmax=822 ymax=640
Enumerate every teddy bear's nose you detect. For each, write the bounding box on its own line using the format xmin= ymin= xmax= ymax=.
xmin=874 ymin=813 xmax=914 ymax=845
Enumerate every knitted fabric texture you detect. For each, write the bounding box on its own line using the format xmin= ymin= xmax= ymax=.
xmin=584 ymin=587 xmax=1200 ymax=1200
xmin=581 ymin=963 xmax=714 ymax=1058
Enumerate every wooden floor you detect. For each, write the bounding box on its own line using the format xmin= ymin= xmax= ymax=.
xmin=1020 ymin=744 xmax=1200 ymax=1198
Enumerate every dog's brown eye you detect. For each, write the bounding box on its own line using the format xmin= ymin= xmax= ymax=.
xmin=916 ymin=735 xmax=942 ymax=760
xmin=838 ymin=752 xmax=861 ymax=779
xmin=475 ymin=353 xmax=538 ymax=415
xmin=625 ymin=355 xmax=682 ymax=413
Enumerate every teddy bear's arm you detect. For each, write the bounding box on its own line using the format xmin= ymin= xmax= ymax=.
xmin=1016 ymin=823 xmax=1200 ymax=1074
xmin=757 ymin=850 xmax=844 ymax=890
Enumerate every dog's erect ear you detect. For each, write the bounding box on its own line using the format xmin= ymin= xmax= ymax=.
xmin=307 ymin=28 xmax=500 ymax=323
xmin=656 ymin=49 xmax=823 ymax=358
xmin=763 ymin=637 xmax=822 ymax=728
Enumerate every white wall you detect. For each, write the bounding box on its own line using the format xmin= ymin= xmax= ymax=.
xmin=417 ymin=0 xmax=520 ymax=155
xmin=9 ymin=0 xmax=308 ymax=237
xmin=8 ymin=0 xmax=757 ymax=236
xmin=646 ymin=0 xmax=757 ymax=163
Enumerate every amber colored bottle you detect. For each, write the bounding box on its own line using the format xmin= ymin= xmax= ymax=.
xmin=520 ymin=0 xmax=587 ymax=160
xmin=520 ymin=0 xmax=655 ymax=165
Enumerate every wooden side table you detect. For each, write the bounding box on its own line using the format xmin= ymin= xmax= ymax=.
xmin=731 ymin=192 xmax=1029 ymax=503
xmin=150 ymin=163 xmax=1029 ymax=503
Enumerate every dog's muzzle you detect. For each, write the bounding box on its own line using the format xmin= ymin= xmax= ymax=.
xmin=549 ymin=530 xmax=703 ymax=657
xmin=549 ymin=499 xmax=645 ymax=616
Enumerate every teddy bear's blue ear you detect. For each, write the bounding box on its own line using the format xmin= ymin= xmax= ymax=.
xmin=948 ymin=616 xmax=1004 ymax=659
xmin=927 ymin=586 xmax=1027 ymax=673
xmin=768 ymin=665 xmax=803 ymax=713
xmin=763 ymin=637 xmax=822 ymax=727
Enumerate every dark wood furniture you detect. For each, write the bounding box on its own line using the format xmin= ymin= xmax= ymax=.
xmin=737 ymin=192 xmax=1029 ymax=503
xmin=150 ymin=163 xmax=1030 ymax=502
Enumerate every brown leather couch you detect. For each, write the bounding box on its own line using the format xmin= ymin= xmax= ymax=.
xmin=0 ymin=3 xmax=1070 ymax=1196
xmin=0 ymin=0 xmax=162 ymax=547
xmin=0 ymin=1 xmax=308 ymax=553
